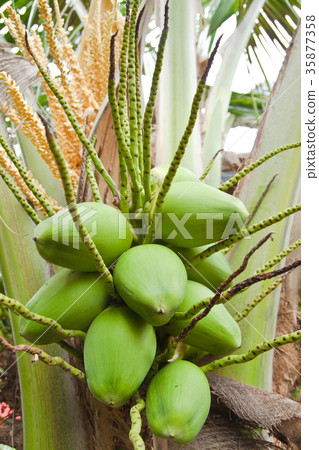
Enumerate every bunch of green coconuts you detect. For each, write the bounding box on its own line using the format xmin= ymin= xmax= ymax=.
xmin=20 ymin=165 xmax=248 ymax=445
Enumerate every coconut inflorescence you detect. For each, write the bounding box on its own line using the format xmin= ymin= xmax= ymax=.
xmin=24 ymin=176 xmax=246 ymax=444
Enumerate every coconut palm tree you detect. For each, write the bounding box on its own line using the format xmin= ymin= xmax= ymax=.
xmin=0 ymin=1 xmax=300 ymax=448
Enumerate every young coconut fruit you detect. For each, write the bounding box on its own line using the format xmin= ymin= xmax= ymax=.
xmin=19 ymin=269 xmax=111 ymax=344
xmin=113 ymin=244 xmax=187 ymax=326
xmin=146 ymin=360 xmax=211 ymax=444
xmin=161 ymin=181 xmax=249 ymax=247
xmin=169 ymin=280 xmax=241 ymax=355
xmin=151 ymin=164 xmax=198 ymax=185
xmin=33 ymin=202 xmax=133 ymax=271
xmin=84 ymin=306 xmax=156 ymax=407
xmin=172 ymin=245 xmax=232 ymax=290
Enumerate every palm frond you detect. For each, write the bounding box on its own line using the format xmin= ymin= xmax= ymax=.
xmin=204 ymin=0 xmax=300 ymax=89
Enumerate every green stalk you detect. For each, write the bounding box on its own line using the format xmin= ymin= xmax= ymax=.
xmin=129 ymin=392 xmax=146 ymax=450
xmin=143 ymin=38 xmax=222 ymax=244
xmin=85 ymin=155 xmax=102 ymax=203
xmin=202 ymin=0 xmax=267 ymax=186
xmin=0 ymin=177 xmax=88 ymax=449
xmin=255 ymin=239 xmax=301 ymax=274
xmin=0 ymin=292 xmax=86 ymax=340
xmin=118 ymin=1 xmax=131 ymax=147
xmin=235 ymin=278 xmax=283 ymax=322
xmin=44 ymin=125 xmax=116 ymax=295
xmin=108 ymin=33 xmax=142 ymax=210
xmin=0 ymin=335 xmax=86 ymax=383
xmin=135 ymin=7 xmax=144 ymax=179
xmin=218 ymin=142 xmax=301 ymax=192
xmin=156 ymin=0 xmax=202 ymax=175
xmin=16 ymin=129 xmax=65 ymax=206
xmin=0 ymin=132 xmax=55 ymax=216
xmin=0 ymin=165 xmax=41 ymax=224
xmin=200 ymin=330 xmax=301 ymax=373
xmin=143 ymin=1 xmax=169 ymax=202
xmin=24 ymin=34 xmax=119 ymax=198
xmin=127 ymin=0 xmax=140 ymax=177
xmin=191 ymin=204 xmax=301 ymax=264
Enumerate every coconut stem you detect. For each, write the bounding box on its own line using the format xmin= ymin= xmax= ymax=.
xmin=85 ymin=154 xmax=102 ymax=203
xmin=0 ymin=335 xmax=86 ymax=382
xmin=0 ymin=292 xmax=86 ymax=340
xmin=135 ymin=6 xmax=145 ymax=179
xmin=175 ymin=258 xmax=300 ymax=341
xmin=109 ymin=32 xmax=142 ymax=211
xmin=129 ymin=392 xmax=146 ymax=450
xmin=0 ymin=132 xmax=56 ymax=216
xmin=200 ymin=330 xmax=301 ymax=373
xmin=191 ymin=203 xmax=301 ymax=264
xmin=42 ymin=121 xmax=116 ymax=296
xmin=235 ymin=278 xmax=283 ymax=322
xmin=127 ymin=0 xmax=140 ymax=180
xmin=143 ymin=0 xmax=170 ymax=203
xmin=218 ymin=142 xmax=301 ymax=192
xmin=200 ymin=149 xmax=225 ymax=182
xmin=24 ymin=32 xmax=119 ymax=198
xmin=174 ymin=233 xmax=274 ymax=325
xmin=143 ymin=35 xmax=222 ymax=243
xmin=118 ymin=1 xmax=131 ymax=149
xmin=0 ymin=164 xmax=41 ymax=224
xmin=255 ymin=239 xmax=301 ymax=274
xmin=245 ymin=173 xmax=278 ymax=226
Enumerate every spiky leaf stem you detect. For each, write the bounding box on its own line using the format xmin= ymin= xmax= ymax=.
xmin=109 ymin=33 xmax=142 ymax=210
xmin=218 ymin=142 xmax=301 ymax=192
xmin=24 ymin=33 xmax=118 ymax=198
xmin=129 ymin=392 xmax=146 ymax=450
xmin=175 ymin=260 xmax=300 ymax=342
xmin=85 ymin=155 xmax=102 ymax=202
xmin=127 ymin=0 xmax=140 ymax=178
xmin=174 ymin=233 xmax=273 ymax=325
xmin=255 ymin=239 xmax=301 ymax=274
xmin=245 ymin=174 xmax=278 ymax=226
xmin=0 ymin=165 xmax=40 ymax=224
xmin=0 ymin=133 xmax=56 ymax=216
xmin=0 ymin=335 xmax=86 ymax=382
xmin=118 ymin=2 xmax=131 ymax=148
xmin=200 ymin=149 xmax=225 ymax=182
xmin=143 ymin=1 xmax=170 ymax=202
xmin=143 ymin=36 xmax=222 ymax=243
xmin=235 ymin=278 xmax=283 ymax=322
xmin=191 ymin=204 xmax=301 ymax=265
xmin=200 ymin=330 xmax=301 ymax=373
xmin=44 ymin=124 xmax=116 ymax=295
xmin=135 ymin=7 xmax=144 ymax=179
xmin=0 ymin=292 xmax=86 ymax=340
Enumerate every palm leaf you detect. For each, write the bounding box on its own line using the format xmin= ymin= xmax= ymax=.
xmin=204 ymin=0 xmax=300 ymax=89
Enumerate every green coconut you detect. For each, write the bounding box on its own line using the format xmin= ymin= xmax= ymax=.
xmin=113 ymin=244 xmax=187 ymax=326
xmin=161 ymin=181 xmax=249 ymax=247
xmin=169 ymin=280 xmax=241 ymax=355
xmin=146 ymin=360 xmax=211 ymax=444
xmin=19 ymin=269 xmax=111 ymax=344
xmin=84 ymin=306 xmax=156 ymax=407
xmin=172 ymin=245 xmax=233 ymax=290
xmin=34 ymin=202 xmax=133 ymax=271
